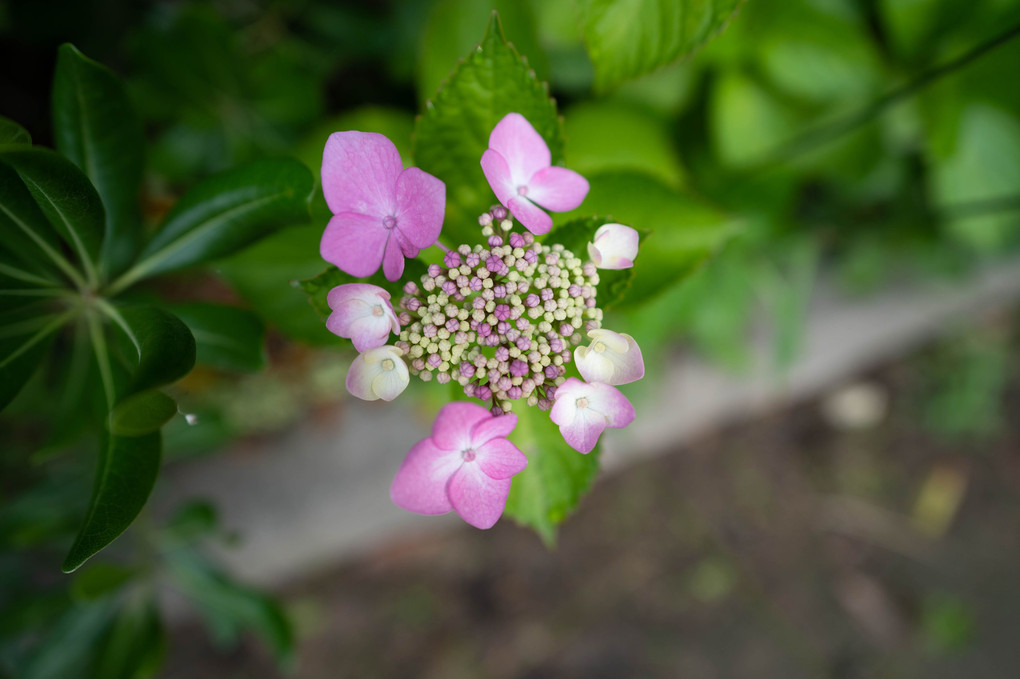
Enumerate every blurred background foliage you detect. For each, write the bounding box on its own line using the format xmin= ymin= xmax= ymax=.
xmin=2 ymin=0 xmax=1020 ymax=676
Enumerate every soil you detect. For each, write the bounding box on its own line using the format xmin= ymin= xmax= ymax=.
xmin=160 ymin=326 xmax=1020 ymax=679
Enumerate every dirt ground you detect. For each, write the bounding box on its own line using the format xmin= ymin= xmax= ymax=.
xmin=161 ymin=322 xmax=1020 ymax=679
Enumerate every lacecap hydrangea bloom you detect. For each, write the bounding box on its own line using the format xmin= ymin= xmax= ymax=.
xmin=320 ymin=113 xmax=644 ymax=529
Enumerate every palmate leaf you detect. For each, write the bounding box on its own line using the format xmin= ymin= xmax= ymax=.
xmin=53 ymin=43 xmax=145 ymax=278
xmin=109 ymin=158 xmax=313 ymax=293
xmin=504 ymin=404 xmax=601 ymax=545
xmin=576 ymin=0 xmax=745 ymax=91
xmin=414 ymin=11 xmax=563 ymax=244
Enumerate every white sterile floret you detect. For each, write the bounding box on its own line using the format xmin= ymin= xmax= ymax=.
xmin=573 ymin=329 xmax=644 ymax=386
xmin=587 ymin=223 xmax=639 ymax=270
xmin=346 ymin=346 xmax=409 ymax=401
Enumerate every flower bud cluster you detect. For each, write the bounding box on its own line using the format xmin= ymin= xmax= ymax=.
xmin=395 ymin=207 xmax=603 ymax=413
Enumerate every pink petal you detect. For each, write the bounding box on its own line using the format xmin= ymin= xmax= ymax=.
xmin=395 ymin=167 xmax=446 ymax=249
xmin=390 ymin=438 xmax=461 ymax=515
xmin=381 ymin=234 xmax=405 ymax=281
xmin=587 ymin=382 xmax=636 ymax=428
xmin=326 ymin=283 xmax=392 ymax=307
xmin=480 ymin=149 xmax=516 ymax=208
xmin=321 ymin=132 xmax=401 ymax=217
xmin=549 ymin=394 xmax=578 ymax=429
xmin=475 ymin=438 xmax=527 ymax=480
xmin=552 ymin=377 xmax=587 ymax=401
xmin=488 ymin=113 xmax=551 ymax=185
xmin=320 ymin=213 xmax=387 ymax=277
xmin=447 ymin=463 xmax=512 ymax=529
xmin=527 ymin=166 xmax=589 ymax=212
xmin=470 ymin=413 xmax=517 ymax=446
xmin=557 ymin=405 xmax=607 ymax=455
xmin=507 ymin=196 xmax=553 ymax=235
xmin=432 ymin=402 xmax=492 ymax=451
xmin=325 ymin=284 xmax=398 ymax=352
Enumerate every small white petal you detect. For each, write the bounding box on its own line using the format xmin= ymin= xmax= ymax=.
xmin=587 ymin=223 xmax=639 ymax=270
xmin=346 ymin=346 xmax=409 ymax=401
xmin=574 ymin=329 xmax=644 ymax=386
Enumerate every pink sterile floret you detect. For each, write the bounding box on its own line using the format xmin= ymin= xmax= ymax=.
xmin=390 ymin=402 xmax=528 ymax=529
xmin=325 ymin=283 xmax=400 ymax=352
xmin=320 ymin=131 xmax=445 ymax=281
xmin=550 ymin=378 xmax=635 ymax=454
xmin=480 ymin=113 xmax=589 ymax=236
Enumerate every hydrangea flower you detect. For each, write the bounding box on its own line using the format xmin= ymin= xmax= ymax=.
xmin=573 ymin=329 xmax=644 ymax=386
xmin=318 ymin=114 xmax=647 ymax=530
xmin=550 ymin=378 xmax=635 ymax=454
xmin=588 ymin=223 xmax=640 ymax=269
xmin=346 ymin=345 xmax=409 ymax=401
xmin=326 ymin=284 xmax=400 ymax=351
xmin=390 ymin=402 xmax=527 ymax=528
xmin=320 ymin=132 xmax=445 ymax=281
xmin=480 ymin=113 xmax=588 ymax=235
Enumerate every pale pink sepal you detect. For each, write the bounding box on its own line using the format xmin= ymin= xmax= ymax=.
xmin=320 ymin=131 xmax=445 ymax=281
xmin=587 ymin=223 xmax=639 ymax=270
xmin=573 ymin=329 xmax=644 ymax=386
xmin=480 ymin=113 xmax=589 ymax=235
xmin=325 ymin=283 xmax=400 ymax=352
xmin=550 ymin=378 xmax=635 ymax=454
xmin=345 ymin=346 xmax=409 ymax=401
xmin=390 ymin=402 xmax=527 ymax=529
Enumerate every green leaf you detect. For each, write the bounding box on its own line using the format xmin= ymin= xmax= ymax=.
xmin=217 ymin=222 xmax=339 ymax=345
xmin=418 ymin=0 xmax=548 ymax=105
xmin=0 ymin=155 xmax=90 ymax=288
xmin=18 ymin=600 xmax=117 ymax=679
xmin=0 ymin=308 xmax=68 ymax=412
xmin=71 ymin=562 xmax=138 ymax=601
xmin=576 ymin=0 xmax=744 ymax=91
xmin=414 ymin=11 xmax=563 ymax=243
xmin=169 ymin=302 xmax=266 ymax=372
xmin=167 ymin=551 xmax=294 ymax=668
xmin=563 ymin=101 xmax=685 ymax=187
xmin=504 ymin=404 xmax=600 ymax=544
xmin=934 ymin=104 xmax=1020 ymax=252
xmin=162 ymin=500 xmax=219 ymax=544
xmin=560 ymin=172 xmax=738 ymax=306
xmin=94 ymin=597 xmax=166 ymax=679
xmin=0 ymin=147 xmax=105 ymax=287
xmin=0 ymin=115 xmax=32 ymax=144
xmin=710 ymin=69 xmax=801 ymax=168
xmin=758 ymin=10 xmax=881 ymax=106
xmin=62 ymin=431 xmax=162 ymax=573
xmin=111 ymin=159 xmax=313 ymax=291
xmin=299 ymin=258 xmax=427 ymax=325
xmin=53 ymin=43 xmax=145 ymax=278
xmin=108 ymin=390 xmax=178 ymax=436
xmin=103 ymin=305 xmax=197 ymax=398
